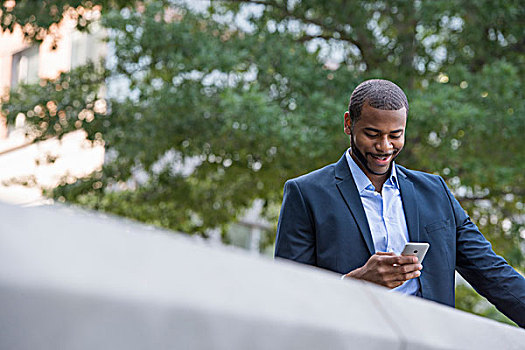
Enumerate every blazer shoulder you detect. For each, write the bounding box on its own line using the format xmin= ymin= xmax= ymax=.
xmin=396 ymin=165 xmax=443 ymax=182
xmin=396 ymin=165 xmax=448 ymax=191
xmin=286 ymin=162 xmax=337 ymax=187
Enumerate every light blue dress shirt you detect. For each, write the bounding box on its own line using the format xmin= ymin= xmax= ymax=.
xmin=345 ymin=149 xmax=419 ymax=295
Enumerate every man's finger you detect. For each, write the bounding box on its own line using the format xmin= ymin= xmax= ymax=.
xmin=375 ymin=251 xmax=396 ymax=256
xmin=380 ymin=254 xmax=418 ymax=265
xmin=396 ymin=263 xmax=422 ymax=274
xmin=391 ymin=269 xmax=422 ymax=282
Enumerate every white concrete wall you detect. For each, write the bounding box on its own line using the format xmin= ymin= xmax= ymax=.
xmin=0 ymin=202 xmax=523 ymax=349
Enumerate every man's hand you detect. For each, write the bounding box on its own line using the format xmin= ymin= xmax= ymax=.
xmin=343 ymin=252 xmax=422 ymax=289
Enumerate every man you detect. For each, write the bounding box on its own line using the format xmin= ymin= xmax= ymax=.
xmin=275 ymin=79 xmax=525 ymax=327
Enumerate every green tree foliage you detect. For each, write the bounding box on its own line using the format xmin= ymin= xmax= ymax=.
xmin=456 ymin=283 xmax=516 ymax=326
xmin=2 ymin=0 xmax=524 ymax=324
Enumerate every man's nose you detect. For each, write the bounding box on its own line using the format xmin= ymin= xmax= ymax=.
xmin=375 ymin=136 xmax=392 ymax=152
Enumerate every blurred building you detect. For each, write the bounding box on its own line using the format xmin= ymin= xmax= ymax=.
xmin=0 ymin=10 xmax=106 ymax=205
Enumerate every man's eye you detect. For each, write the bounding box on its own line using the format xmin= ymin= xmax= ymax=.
xmin=390 ymin=135 xmax=401 ymax=139
xmin=365 ymin=133 xmax=378 ymax=138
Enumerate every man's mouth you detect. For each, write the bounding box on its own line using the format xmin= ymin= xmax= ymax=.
xmin=370 ymin=153 xmax=393 ymax=164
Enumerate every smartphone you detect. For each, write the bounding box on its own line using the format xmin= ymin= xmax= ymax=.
xmin=401 ymin=242 xmax=430 ymax=263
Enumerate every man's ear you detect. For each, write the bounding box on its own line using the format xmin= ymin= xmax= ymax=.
xmin=344 ymin=111 xmax=352 ymax=136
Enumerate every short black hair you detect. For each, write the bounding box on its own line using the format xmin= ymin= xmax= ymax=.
xmin=348 ymin=79 xmax=409 ymax=124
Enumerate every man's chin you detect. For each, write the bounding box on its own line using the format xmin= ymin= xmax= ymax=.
xmin=369 ymin=166 xmax=390 ymax=176
xmin=366 ymin=158 xmax=392 ymax=174
xmin=365 ymin=160 xmax=393 ymax=176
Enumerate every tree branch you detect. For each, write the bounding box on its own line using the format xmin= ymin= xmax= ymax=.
xmin=297 ymin=33 xmax=337 ymax=42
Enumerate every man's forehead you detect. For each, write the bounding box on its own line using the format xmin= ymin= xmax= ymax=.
xmin=362 ymin=102 xmax=407 ymax=115
xmin=360 ymin=104 xmax=407 ymax=120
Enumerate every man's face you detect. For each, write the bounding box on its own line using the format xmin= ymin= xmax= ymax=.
xmin=344 ymin=103 xmax=407 ymax=176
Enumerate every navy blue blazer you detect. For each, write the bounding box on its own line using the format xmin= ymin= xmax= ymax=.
xmin=275 ymin=154 xmax=525 ymax=327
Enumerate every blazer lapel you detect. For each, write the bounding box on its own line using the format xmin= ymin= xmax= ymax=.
xmin=334 ymin=155 xmax=375 ymax=256
xmin=396 ymin=166 xmax=420 ymax=242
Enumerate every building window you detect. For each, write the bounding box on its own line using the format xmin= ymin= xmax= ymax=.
xmin=71 ymin=27 xmax=105 ymax=69
xmin=11 ymin=45 xmax=39 ymax=88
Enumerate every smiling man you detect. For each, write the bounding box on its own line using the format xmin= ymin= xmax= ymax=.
xmin=275 ymin=79 xmax=525 ymax=327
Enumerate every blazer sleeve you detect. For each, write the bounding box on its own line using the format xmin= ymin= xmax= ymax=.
xmin=274 ymin=179 xmax=316 ymax=266
xmin=440 ymin=177 xmax=525 ymax=327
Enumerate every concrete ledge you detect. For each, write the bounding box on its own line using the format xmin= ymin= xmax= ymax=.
xmin=0 ymin=202 xmax=523 ymax=349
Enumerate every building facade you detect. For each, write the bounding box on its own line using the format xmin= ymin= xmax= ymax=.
xmin=0 ymin=11 xmax=105 ymax=205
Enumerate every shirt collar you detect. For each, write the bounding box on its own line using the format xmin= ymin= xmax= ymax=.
xmin=345 ymin=148 xmax=398 ymax=193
